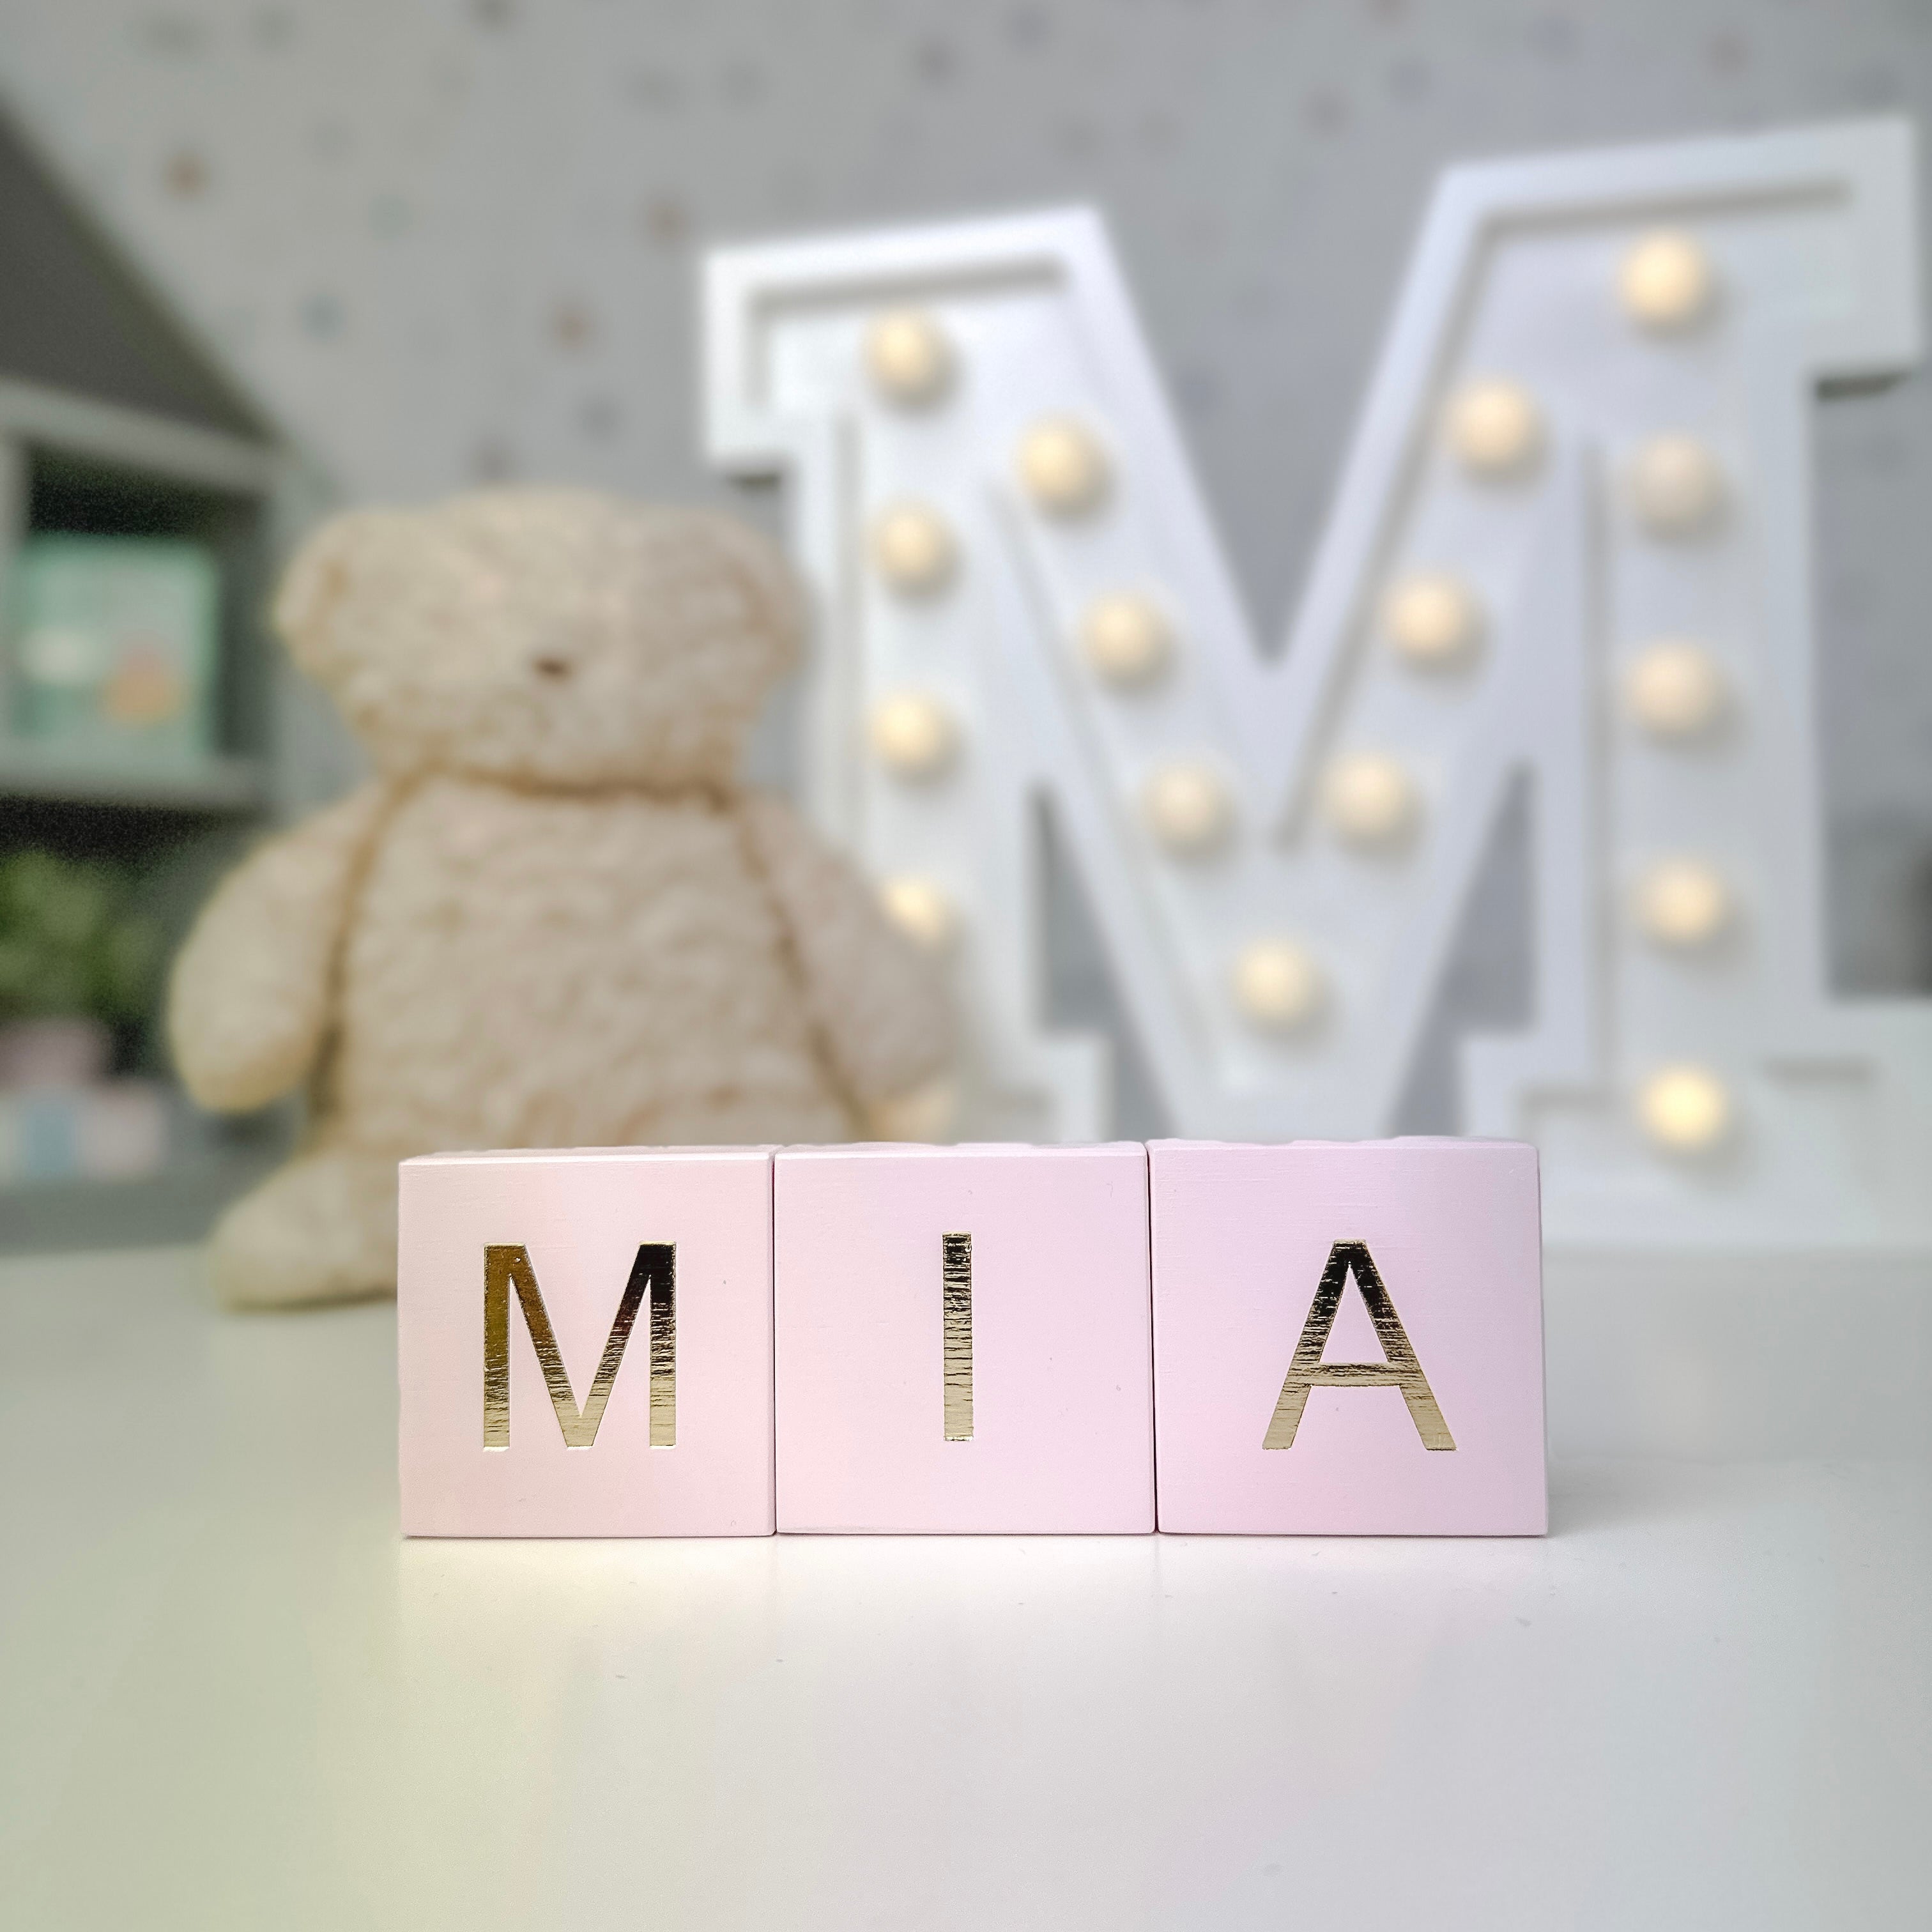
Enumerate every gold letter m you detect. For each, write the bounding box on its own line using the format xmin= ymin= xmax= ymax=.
xmin=1263 ymin=1240 xmax=1454 ymax=1452
xmin=483 ymin=1243 xmax=676 ymax=1450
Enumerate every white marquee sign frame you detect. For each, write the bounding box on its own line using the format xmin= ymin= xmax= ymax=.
xmin=705 ymin=119 xmax=1931 ymax=1252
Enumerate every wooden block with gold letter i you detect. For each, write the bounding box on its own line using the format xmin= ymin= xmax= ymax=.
xmin=397 ymin=1146 xmax=776 ymax=1537
xmin=772 ymin=1144 xmax=1155 ymax=1532
xmin=1149 ymin=1140 xmax=1547 ymax=1535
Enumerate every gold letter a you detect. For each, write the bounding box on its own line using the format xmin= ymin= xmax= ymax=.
xmin=1263 ymin=1240 xmax=1454 ymax=1452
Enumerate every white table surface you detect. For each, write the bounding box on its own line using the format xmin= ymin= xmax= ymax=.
xmin=2 ymin=1245 xmax=1926 ymax=1931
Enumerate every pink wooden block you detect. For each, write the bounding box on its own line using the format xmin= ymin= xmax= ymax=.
xmin=1151 ymin=1138 xmax=1546 ymax=1536
xmin=398 ymin=1146 xmax=775 ymax=1537
xmin=774 ymin=1144 xmax=1155 ymax=1533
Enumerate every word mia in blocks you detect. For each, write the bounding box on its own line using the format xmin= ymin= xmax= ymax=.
xmin=398 ymin=1140 xmax=1545 ymax=1539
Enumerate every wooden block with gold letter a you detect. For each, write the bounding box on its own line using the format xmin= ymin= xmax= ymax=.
xmin=773 ymin=1144 xmax=1156 ymax=1533
xmin=1150 ymin=1139 xmax=1546 ymax=1536
xmin=397 ymin=1147 xmax=776 ymax=1537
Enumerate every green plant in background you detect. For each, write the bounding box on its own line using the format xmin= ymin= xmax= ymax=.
xmin=0 ymin=850 xmax=160 ymax=1025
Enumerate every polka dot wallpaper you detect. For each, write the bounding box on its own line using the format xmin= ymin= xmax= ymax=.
xmin=0 ymin=0 xmax=1926 ymax=1005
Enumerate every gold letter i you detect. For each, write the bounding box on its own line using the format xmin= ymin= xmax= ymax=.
xmin=942 ymin=1232 xmax=973 ymax=1441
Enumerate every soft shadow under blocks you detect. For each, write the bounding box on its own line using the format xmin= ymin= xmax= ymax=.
xmin=396 ymin=1139 xmax=1546 ymax=1538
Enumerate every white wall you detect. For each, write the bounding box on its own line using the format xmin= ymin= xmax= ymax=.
xmin=2 ymin=0 xmax=1925 ymax=1123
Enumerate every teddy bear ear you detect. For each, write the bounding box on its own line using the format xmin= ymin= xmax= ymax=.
xmin=689 ymin=510 xmax=806 ymax=665
xmin=273 ymin=509 xmax=388 ymax=673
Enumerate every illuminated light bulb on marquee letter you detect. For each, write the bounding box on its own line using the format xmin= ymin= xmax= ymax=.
xmin=870 ymin=502 xmax=956 ymax=596
xmin=1081 ymin=592 xmax=1173 ymax=687
xmin=1232 ymin=939 xmax=1326 ymax=1033
xmin=1323 ymin=753 xmax=1420 ymax=850
xmin=1383 ymin=571 xmax=1483 ymax=671
xmin=707 ymin=121 xmax=1932 ymax=1252
xmin=1142 ymin=760 xmax=1232 ymax=857
xmin=869 ymin=692 xmax=958 ymax=778
xmin=1633 ymin=859 xmax=1733 ymax=949
xmin=1625 ymin=640 xmax=1728 ymax=739
xmin=1618 ymin=231 xmax=1717 ymax=332
xmin=1017 ymin=416 xmax=1111 ymax=516
xmin=1446 ymin=379 xmax=1543 ymax=479
xmin=879 ymin=874 xmax=958 ymax=951
xmin=1639 ymin=1064 xmax=1733 ymax=1154
xmin=1629 ymin=434 xmax=1726 ymax=535
xmin=864 ymin=309 xmax=954 ymax=407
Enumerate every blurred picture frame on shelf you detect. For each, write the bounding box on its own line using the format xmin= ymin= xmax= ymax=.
xmin=6 ymin=533 xmax=218 ymax=770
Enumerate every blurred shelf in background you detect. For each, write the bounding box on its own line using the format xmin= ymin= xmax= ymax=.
xmin=0 ymin=740 xmax=268 ymax=811
xmin=0 ymin=1131 xmax=288 ymax=1255
xmin=0 ymin=107 xmax=337 ymax=1254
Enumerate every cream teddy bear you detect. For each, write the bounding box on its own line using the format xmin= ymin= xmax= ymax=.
xmin=170 ymin=489 xmax=951 ymax=1307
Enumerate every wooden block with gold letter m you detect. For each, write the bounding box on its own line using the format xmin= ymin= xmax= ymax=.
xmin=399 ymin=1147 xmax=776 ymax=1538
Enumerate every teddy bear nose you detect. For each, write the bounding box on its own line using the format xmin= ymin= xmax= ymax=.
xmin=531 ymin=654 xmax=574 ymax=680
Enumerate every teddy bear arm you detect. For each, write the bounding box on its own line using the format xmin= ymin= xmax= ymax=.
xmin=168 ymin=781 xmax=392 ymax=1112
xmin=737 ymin=793 xmax=953 ymax=1108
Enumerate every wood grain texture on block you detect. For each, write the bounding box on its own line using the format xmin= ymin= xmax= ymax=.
xmin=398 ymin=1146 xmax=776 ymax=1537
xmin=1150 ymin=1138 xmax=1546 ymax=1535
xmin=774 ymin=1143 xmax=1155 ymax=1533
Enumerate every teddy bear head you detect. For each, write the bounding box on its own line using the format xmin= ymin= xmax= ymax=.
xmin=274 ymin=489 xmax=802 ymax=792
